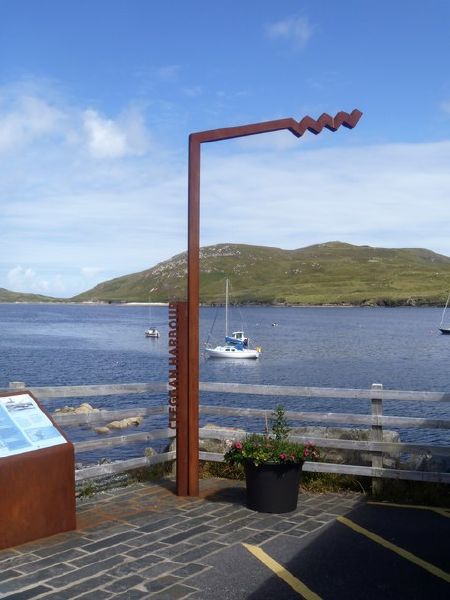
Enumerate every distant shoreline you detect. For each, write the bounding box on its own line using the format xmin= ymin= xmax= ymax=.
xmin=0 ymin=300 xmax=444 ymax=308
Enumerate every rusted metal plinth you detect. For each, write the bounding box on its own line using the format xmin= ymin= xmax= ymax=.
xmin=0 ymin=392 xmax=76 ymax=550
xmin=0 ymin=442 xmax=76 ymax=550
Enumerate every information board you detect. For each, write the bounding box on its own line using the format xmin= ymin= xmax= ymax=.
xmin=0 ymin=393 xmax=67 ymax=458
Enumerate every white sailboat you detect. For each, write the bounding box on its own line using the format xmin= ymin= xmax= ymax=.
xmin=145 ymin=327 xmax=160 ymax=338
xmin=144 ymin=295 xmax=161 ymax=338
xmin=205 ymin=279 xmax=260 ymax=359
xmin=439 ymin=293 xmax=450 ymax=335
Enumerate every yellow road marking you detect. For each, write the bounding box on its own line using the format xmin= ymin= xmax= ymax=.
xmin=368 ymin=501 xmax=450 ymax=518
xmin=337 ymin=516 xmax=450 ymax=583
xmin=242 ymin=543 xmax=322 ymax=600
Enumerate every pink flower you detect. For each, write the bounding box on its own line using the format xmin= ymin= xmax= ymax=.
xmin=279 ymin=453 xmax=286 ymax=460
xmin=235 ymin=441 xmax=243 ymax=450
xmin=303 ymin=448 xmax=310 ymax=457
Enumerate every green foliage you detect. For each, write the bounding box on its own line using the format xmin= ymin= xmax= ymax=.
xmin=270 ymin=405 xmax=291 ymax=441
xmin=70 ymin=241 xmax=450 ymax=305
xmin=224 ymin=405 xmax=319 ymax=467
xmin=224 ymin=433 xmax=317 ymax=466
xmin=76 ymin=481 xmax=97 ymax=498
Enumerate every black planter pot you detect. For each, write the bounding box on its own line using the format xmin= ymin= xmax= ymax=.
xmin=244 ymin=461 xmax=303 ymax=513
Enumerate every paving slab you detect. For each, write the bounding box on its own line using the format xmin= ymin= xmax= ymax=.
xmin=0 ymin=478 xmax=447 ymax=599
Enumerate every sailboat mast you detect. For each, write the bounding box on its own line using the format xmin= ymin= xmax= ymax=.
xmin=441 ymin=293 xmax=450 ymax=326
xmin=225 ymin=279 xmax=229 ymax=337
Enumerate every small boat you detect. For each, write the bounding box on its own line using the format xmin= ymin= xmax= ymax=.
xmin=205 ymin=279 xmax=260 ymax=359
xmin=145 ymin=327 xmax=160 ymax=338
xmin=206 ymin=344 xmax=259 ymax=359
xmin=439 ymin=293 xmax=450 ymax=334
xmin=145 ymin=294 xmax=161 ymax=338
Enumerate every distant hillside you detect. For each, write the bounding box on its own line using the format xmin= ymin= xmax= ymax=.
xmin=0 ymin=288 xmax=60 ymax=303
xmin=71 ymin=242 xmax=450 ymax=306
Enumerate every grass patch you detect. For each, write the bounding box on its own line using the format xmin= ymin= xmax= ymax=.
xmin=199 ymin=461 xmax=450 ymax=507
xmin=301 ymin=472 xmax=370 ymax=494
xmin=76 ymin=480 xmax=98 ymax=498
xmin=370 ymin=479 xmax=450 ymax=508
xmin=200 ymin=460 xmax=245 ymax=480
xmin=129 ymin=461 xmax=175 ymax=483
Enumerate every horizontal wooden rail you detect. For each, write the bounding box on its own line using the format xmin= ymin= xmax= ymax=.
xmin=199 ymin=382 xmax=450 ymax=403
xmin=5 ymin=380 xmax=449 ymax=487
xmin=5 ymin=382 xmax=167 ymax=400
xmin=6 ymin=380 xmax=450 ymax=403
xmin=75 ymin=451 xmax=176 ymax=482
xmin=198 ymin=427 xmax=450 ymax=457
xmin=74 ymin=428 xmax=175 ymax=453
xmin=301 ymin=461 xmax=450 ymax=483
xmin=200 ymin=406 xmax=450 ymax=430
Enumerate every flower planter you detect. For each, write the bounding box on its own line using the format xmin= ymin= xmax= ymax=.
xmin=244 ymin=461 xmax=303 ymax=513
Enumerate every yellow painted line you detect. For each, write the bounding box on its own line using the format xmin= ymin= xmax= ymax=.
xmin=337 ymin=516 xmax=450 ymax=583
xmin=242 ymin=543 xmax=322 ymax=600
xmin=368 ymin=501 xmax=450 ymax=518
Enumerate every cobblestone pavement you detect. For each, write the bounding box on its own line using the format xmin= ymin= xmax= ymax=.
xmin=0 ymin=479 xmax=363 ymax=599
xmin=2 ymin=479 xmax=447 ymax=599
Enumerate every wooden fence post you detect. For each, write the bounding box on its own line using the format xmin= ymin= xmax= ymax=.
xmin=9 ymin=382 xmax=26 ymax=389
xmin=371 ymin=383 xmax=383 ymax=495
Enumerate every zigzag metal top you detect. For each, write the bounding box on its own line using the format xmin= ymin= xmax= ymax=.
xmin=191 ymin=109 xmax=362 ymax=144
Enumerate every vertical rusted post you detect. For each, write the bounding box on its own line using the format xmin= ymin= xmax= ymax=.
xmin=187 ymin=134 xmax=200 ymax=496
xmin=168 ymin=301 xmax=190 ymax=496
xmin=175 ymin=302 xmax=189 ymax=495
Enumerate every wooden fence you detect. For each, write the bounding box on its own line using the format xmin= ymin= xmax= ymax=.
xmin=5 ymin=380 xmax=450 ymax=486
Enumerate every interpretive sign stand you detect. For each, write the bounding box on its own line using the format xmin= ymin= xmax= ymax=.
xmin=0 ymin=390 xmax=76 ymax=549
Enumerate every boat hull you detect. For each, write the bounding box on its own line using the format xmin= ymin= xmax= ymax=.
xmin=439 ymin=327 xmax=450 ymax=335
xmin=145 ymin=329 xmax=160 ymax=338
xmin=205 ymin=346 xmax=259 ymax=359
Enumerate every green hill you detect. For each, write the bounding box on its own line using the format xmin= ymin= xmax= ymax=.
xmin=0 ymin=288 xmax=60 ymax=303
xmin=72 ymin=241 xmax=450 ymax=306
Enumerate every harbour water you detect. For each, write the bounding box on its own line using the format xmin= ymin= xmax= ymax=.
xmin=0 ymin=303 xmax=449 ymax=461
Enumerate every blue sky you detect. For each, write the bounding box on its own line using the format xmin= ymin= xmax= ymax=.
xmin=1 ymin=0 xmax=450 ymax=297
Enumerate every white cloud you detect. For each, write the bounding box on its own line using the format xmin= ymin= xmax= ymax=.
xmin=7 ymin=266 xmax=66 ymax=295
xmin=2 ymin=81 xmax=450 ymax=297
xmin=266 ymin=16 xmax=314 ymax=49
xmin=0 ymin=84 xmax=152 ymax=160
xmin=82 ymin=108 xmax=150 ymax=159
xmin=200 ymin=139 xmax=450 ymax=254
xmin=0 ymin=95 xmax=65 ymax=152
xmin=82 ymin=109 xmax=127 ymax=158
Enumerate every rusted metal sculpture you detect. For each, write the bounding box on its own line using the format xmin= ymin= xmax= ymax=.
xmin=0 ymin=390 xmax=76 ymax=549
xmin=179 ymin=109 xmax=362 ymax=496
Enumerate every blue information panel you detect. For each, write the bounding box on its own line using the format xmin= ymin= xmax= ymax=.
xmin=0 ymin=393 xmax=66 ymax=458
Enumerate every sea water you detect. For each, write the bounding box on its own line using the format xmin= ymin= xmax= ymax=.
xmin=0 ymin=303 xmax=448 ymax=460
